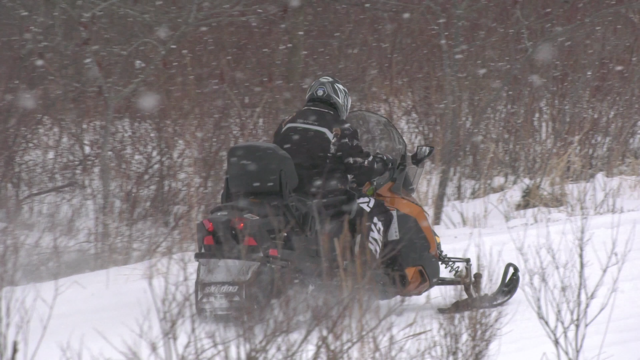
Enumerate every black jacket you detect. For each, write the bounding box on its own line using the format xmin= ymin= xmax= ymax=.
xmin=273 ymin=101 xmax=374 ymax=194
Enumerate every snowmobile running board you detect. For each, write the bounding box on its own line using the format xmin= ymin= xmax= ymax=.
xmin=436 ymin=262 xmax=520 ymax=314
xmin=433 ymin=277 xmax=466 ymax=286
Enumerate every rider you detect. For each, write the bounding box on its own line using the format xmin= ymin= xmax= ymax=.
xmin=272 ymin=76 xmax=393 ymax=261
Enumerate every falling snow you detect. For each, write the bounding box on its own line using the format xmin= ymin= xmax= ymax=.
xmin=528 ymin=74 xmax=544 ymax=87
xmin=137 ymin=92 xmax=161 ymax=113
xmin=289 ymin=0 xmax=301 ymax=8
xmin=17 ymin=92 xmax=36 ymax=109
xmin=156 ymin=25 xmax=171 ymax=40
xmin=534 ymin=42 xmax=556 ymax=64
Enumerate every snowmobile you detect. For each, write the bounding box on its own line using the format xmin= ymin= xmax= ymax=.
xmin=194 ymin=110 xmax=519 ymax=318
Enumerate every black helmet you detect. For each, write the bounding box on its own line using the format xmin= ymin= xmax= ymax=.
xmin=305 ymin=76 xmax=351 ymax=120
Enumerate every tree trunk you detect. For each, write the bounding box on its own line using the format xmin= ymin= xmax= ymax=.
xmin=286 ymin=1 xmax=305 ymax=86
xmin=433 ymin=165 xmax=451 ymax=226
xmin=98 ymin=102 xmax=115 ymax=255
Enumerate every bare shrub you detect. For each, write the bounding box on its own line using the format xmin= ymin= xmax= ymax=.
xmin=516 ymin=183 xmax=566 ymax=211
xmin=515 ymin=203 xmax=633 ymax=359
xmin=431 ymin=308 xmax=503 ymax=360
xmin=0 ymin=223 xmax=62 ymax=360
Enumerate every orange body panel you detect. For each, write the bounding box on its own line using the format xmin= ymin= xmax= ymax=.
xmin=403 ymin=266 xmax=431 ymax=295
xmin=375 ymin=183 xmax=438 ymax=257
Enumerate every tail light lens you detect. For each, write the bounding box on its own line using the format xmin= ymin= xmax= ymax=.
xmin=243 ymin=237 xmax=258 ymax=246
xmin=203 ymin=235 xmax=214 ymax=245
xmin=202 ymin=219 xmax=214 ymax=232
xmin=230 ymin=218 xmax=245 ymax=230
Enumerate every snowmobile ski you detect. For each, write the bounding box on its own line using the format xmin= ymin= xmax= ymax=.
xmin=437 ymin=263 xmax=520 ymax=314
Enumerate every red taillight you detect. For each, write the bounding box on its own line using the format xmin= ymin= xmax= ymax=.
xmin=231 ymin=218 xmax=245 ymax=230
xmin=269 ymin=248 xmax=278 ymax=257
xmin=244 ymin=237 xmax=258 ymax=246
xmin=202 ymin=219 xmax=214 ymax=232
xmin=203 ymin=235 xmax=214 ymax=245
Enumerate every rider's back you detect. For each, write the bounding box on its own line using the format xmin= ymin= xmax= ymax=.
xmin=273 ymin=101 xmax=349 ymax=195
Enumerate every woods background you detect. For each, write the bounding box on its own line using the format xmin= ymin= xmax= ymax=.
xmin=1 ymin=0 xmax=639 ymax=281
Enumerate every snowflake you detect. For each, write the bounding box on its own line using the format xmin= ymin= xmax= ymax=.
xmin=137 ymin=92 xmax=161 ymax=113
xmin=17 ymin=92 xmax=36 ymax=109
xmin=156 ymin=25 xmax=171 ymax=40
xmin=534 ymin=43 xmax=556 ymax=64
xmin=528 ymin=74 xmax=544 ymax=87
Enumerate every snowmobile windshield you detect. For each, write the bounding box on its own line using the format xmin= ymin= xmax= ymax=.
xmin=404 ymin=163 xmax=425 ymax=194
xmin=346 ymin=111 xmax=406 ymax=163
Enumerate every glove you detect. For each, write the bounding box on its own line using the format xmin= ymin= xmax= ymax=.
xmin=361 ymin=154 xmax=394 ymax=196
xmin=371 ymin=153 xmax=394 ymax=178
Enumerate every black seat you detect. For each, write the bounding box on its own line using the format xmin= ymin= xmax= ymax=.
xmin=226 ymin=142 xmax=298 ymax=198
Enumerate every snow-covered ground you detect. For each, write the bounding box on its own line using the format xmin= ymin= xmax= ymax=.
xmin=3 ymin=175 xmax=639 ymax=359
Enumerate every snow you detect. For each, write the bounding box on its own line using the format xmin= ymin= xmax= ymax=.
xmin=528 ymin=74 xmax=544 ymax=87
xmin=534 ymin=42 xmax=556 ymax=64
xmin=136 ymin=91 xmax=161 ymax=113
xmin=17 ymin=92 xmax=37 ymax=110
xmin=156 ymin=25 xmax=171 ymax=40
xmin=434 ymin=210 xmax=639 ymax=359
xmin=3 ymin=175 xmax=640 ymax=359
xmin=289 ymin=0 xmax=301 ymax=8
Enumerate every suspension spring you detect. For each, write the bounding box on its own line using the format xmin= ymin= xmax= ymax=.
xmin=438 ymin=250 xmax=461 ymax=277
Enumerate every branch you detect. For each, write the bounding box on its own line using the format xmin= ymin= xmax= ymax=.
xmin=10 ymin=341 xmax=18 ymax=360
xmin=82 ymin=0 xmax=121 ymax=19
xmin=20 ymin=181 xmax=78 ymax=202
xmin=125 ymin=39 xmax=164 ymax=54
